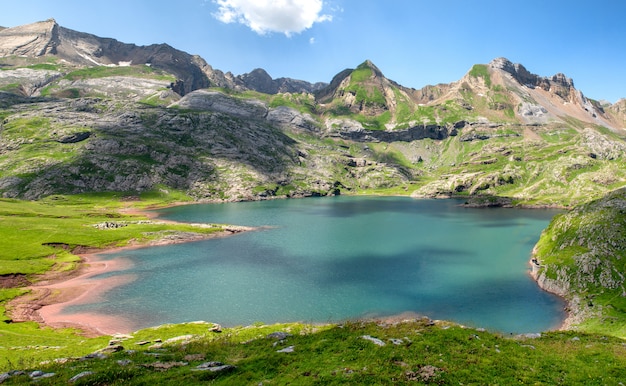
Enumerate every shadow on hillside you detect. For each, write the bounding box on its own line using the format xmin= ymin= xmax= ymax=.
xmin=0 ymin=99 xmax=299 ymax=199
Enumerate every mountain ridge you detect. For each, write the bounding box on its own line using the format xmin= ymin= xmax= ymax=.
xmin=0 ymin=19 xmax=326 ymax=95
xmin=2 ymin=19 xmax=624 ymax=117
xmin=0 ymin=19 xmax=625 ymax=206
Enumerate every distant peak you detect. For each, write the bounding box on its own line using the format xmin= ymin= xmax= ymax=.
xmin=488 ymin=57 xmax=575 ymax=89
xmin=356 ymin=59 xmax=383 ymax=77
xmin=0 ymin=18 xmax=60 ymax=57
xmin=489 ymin=57 xmax=526 ymax=75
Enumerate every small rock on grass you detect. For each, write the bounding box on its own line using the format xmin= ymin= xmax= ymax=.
xmin=69 ymin=371 xmax=94 ymax=383
xmin=193 ymin=362 xmax=236 ymax=373
xmin=361 ymin=335 xmax=386 ymax=346
xmin=267 ymin=331 xmax=292 ymax=340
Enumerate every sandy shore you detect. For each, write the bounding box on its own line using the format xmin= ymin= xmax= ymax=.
xmin=7 ymin=206 xmax=252 ymax=337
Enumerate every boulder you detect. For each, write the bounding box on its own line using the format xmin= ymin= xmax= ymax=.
xmin=173 ymin=90 xmax=268 ymax=119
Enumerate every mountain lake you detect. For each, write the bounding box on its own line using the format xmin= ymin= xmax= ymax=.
xmin=64 ymin=196 xmax=565 ymax=334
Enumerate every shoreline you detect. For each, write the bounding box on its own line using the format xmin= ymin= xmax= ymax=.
xmin=7 ymin=205 xmax=255 ymax=337
xmin=528 ymin=256 xmax=574 ymax=331
xmin=7 ymin=197 xmax=571 ymax=338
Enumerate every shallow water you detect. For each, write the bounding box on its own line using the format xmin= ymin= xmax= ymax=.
xmin=67 ymin=196 xmax=565 ymax=333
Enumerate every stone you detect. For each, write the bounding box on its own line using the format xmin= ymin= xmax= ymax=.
xmin=267 ymin=331 xmax=292 ymax=340
xmin=69 ymin=371 xmax=94 ymax=383
xmin=144 ymin=361 xmax=188 ymax=370
xmin=193 ymin=362 xmax=236 ymax=373
xmin=80 ymin=352 xmax=108 ymax=360
xmin=98 ymin=344 xmax=124 ymax=353
xmin=517 ymin=333 xmax=541 ymax=339
xmin=276 ymin=346 xmax=295 ymax=353
xmin=29 ymin=370 xmax=55 ymax=380
xmin=208 ymin=324 xmax=222 ymax=333
xmin=361 ymin=335 xmax=386 ymax=346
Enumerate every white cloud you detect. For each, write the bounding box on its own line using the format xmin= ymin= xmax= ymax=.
xmin=213 ymin=0 xmax=332 ymax=37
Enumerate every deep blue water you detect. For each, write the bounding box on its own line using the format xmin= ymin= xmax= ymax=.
xmin=67 ymin=196 xmax=565 ymax=333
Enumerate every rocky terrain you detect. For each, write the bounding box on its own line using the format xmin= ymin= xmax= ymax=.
xmin=0 ymin=19 xmax=325 ymax=96
xmin=532 ymin=187 xmax=626 ymax=334
xmin=0 ymin=19 xmax=625 ymax=206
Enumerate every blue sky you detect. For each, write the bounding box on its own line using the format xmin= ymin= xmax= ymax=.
xmin=1 ymin=0 xmax=624 ymax=102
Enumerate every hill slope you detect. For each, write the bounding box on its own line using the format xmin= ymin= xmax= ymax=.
xmin=1 ymin=21 xmax=625 ymax=206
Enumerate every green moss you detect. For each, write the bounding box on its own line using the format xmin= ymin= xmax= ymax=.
xmin=63 ymin=65 xmax=175 ymax=82
xmin=469 ymin=64 xmax=492 ymax=88
xmin=27 ymin=63 xmax=59 ymax=71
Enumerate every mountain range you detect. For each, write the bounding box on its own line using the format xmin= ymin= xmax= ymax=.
xmin=0 ymin=19 xmax=625 ymax=206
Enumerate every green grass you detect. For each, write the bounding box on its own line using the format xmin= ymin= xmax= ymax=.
xmin=27 ymin=63 xmax=59 ymax=71
xmin=533 ymin=188 xmax=626 ymax=336
xmin=2 ymin=319 xmax=626 ymax=384
xmin=62 ymin=65 xmax=175 ymax=82
xmin=268 ymin=93 xmax=317 ymax=115
xmin=0 ymin=193 xmax=219 ymax=276
xmin=469 ymin=64 xmax=492 ymax=88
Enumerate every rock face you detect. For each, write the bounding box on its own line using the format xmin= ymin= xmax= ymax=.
xmin=174 ymin=90 xmax=269 ymax=119
xmin=0 ymin=68 xmax=63 ymax=96
xmin=1 ymin=19 xmax=626 ymax=206
xmin=532 ymin=188 xmax=626 ymax=329
xmin=490 ymin=57 xmax=576 ymax=102
xmin=0 ymin=19 xmax=327 ymax=96
xmin=486 ymin=57 xmax=615 ymax=128
xmin=236 ymin=68 xmax=326 ymax=94
xmin=0 ymin=19 xmax=210 ymax=95
xmin=0 ymin=19 xmax=59 ymax=57
xmin=325 ymin=118 xmax=460 ymax=142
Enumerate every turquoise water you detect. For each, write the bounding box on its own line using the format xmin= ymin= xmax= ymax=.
xmin=68 ymin=196 xmax=565 ymax=333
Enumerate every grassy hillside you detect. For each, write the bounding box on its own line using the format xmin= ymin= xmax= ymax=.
xmin=0 ymin=191 xmax=232 ymax=271
xmin=2 ymin=319 xmax=626 ymax=384
xmin=412 ymin=123 xmax=626 ymax=206
xmin=533 ymin=187 xmax=626 ymax=337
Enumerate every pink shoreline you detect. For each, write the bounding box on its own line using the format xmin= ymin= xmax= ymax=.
xmin=33 ymin=252 xmax=139 ymax=335
xmin=18 ymin=202 xmax=256 ymax=336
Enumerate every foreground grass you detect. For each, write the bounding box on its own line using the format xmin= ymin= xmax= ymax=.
xmin=1 ymin=319 xmax=626 ymax=384
xmin=1 ymin=192 xmax=626 ymax=384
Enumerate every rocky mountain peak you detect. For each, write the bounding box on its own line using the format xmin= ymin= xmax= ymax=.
xmin=489 ymin=57 xmax=540 ymax=87
xmin=238 ymin=68 xmax=277 ymax=94
xmin=231 ymin=68 xmax=326 ymax=95
xmin=0 ymin=18 xmax=60 ymax=57
xmin=357 ymin=59 xmax=384 ymax=78
xmin=489 ymin=57 xmax=575 ymax=92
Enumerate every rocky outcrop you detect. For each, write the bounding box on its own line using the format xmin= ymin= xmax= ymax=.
xmin=173 ymin=90 xmax=268 ymax=119
xmin=0 ymin=68 xmax=62 ymax=96
xmin=0 ymin=19 xmax=209 ymax=95
xmin=266 ymin=105 xmax=319 ymax=132
xmin=489 ymin=57 xmax=575 ymax=95
xmin=531 ymin=188 xmax=626 ymax=330
xmin=325 ymin=118 xmax=461 ymax=142
xmin=236 ymin=68 xmax=326 ymax=94
xmin=0 ymin=19 xmax=59 ymax=57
